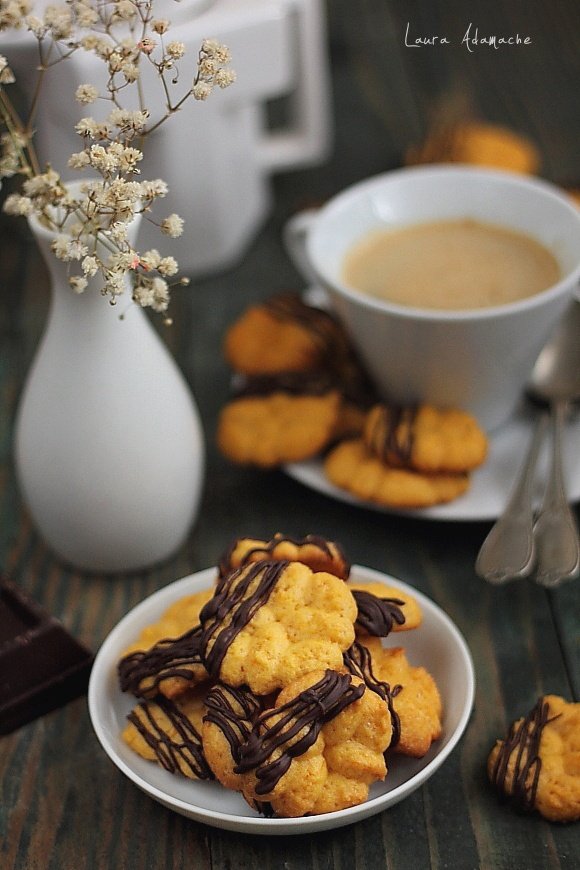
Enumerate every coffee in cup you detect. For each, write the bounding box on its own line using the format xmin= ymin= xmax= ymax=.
xmin=341 ymin=218 xmax=560 ymax=311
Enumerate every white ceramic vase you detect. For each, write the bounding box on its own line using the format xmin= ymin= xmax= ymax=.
xmin=15 ymin=202 xmax=205 ymax=572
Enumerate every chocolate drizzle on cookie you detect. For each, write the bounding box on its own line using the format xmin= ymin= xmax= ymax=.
xmin=343 ymin=641 xmax=402 ymax=748
xmin=200 ymin=560 xmax=288 ymax=676
xmin=352 ymin=590 xmax=406 ymax=636
xmin=262 ymin=293 xmax=377 ymax=407
xmin=236 ymin=372 xmax=338 ymax=400
xmin=234 ymin=670 xmax=365 ymax=794
xmin=118 ymin=625 xmax=204 ymax=698
xmin=217 ymin=533 xmax=350 ymax=580
xmin=263 ymin=293 xmax=347 ymax=358
xmin=368 ymin=405 xmax=418 ymax=466
xmin=204 ymin=684 xmax=262 ymax=763
xmin=127 ymin=696 xmax=214 ymax=780
xmin=490 ymin=697 xmax=555 ymax=813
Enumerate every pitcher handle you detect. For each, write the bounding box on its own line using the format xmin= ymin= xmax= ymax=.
xmin=257 ymin=0 xmax=332 ymax=171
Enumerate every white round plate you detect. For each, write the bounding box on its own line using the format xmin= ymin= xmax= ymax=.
xmin=285 ymin=404 xmax=580 ymax=522
xmin=88 ymin=565 xmax=475 ymax=835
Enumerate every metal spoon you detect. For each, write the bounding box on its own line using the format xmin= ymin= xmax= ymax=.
xmin=476 ymin=298 xmax=580 ymax=586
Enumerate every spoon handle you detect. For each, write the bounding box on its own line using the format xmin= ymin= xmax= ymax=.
xmin=533 ymin=402 xmax=580 ymax=587
xmin=475 ymin=414 xmax=548 ymax=584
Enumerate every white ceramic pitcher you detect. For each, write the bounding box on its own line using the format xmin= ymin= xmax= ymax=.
xmin=1 ymin=0 xmax=332 ymax=275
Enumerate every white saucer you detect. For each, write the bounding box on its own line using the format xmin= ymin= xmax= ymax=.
xmin=88 ymin=565 xmax=475 ymax=835
xmin=285 ymin=404 xmax=580 ymax=522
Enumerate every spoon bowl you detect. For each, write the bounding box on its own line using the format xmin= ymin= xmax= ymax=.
xmin=528 ymin=299 xmax=580 ymax=405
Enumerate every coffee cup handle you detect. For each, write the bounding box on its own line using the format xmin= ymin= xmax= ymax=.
xmin=283 ymin=209 xmax=321 ymax=286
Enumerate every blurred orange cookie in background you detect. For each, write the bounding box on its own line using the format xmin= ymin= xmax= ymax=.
xmin=406 ymin=120 xmax=540 ymax=175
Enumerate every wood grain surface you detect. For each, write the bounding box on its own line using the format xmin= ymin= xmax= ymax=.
xmin=1 ymin=2 xmax=579 ymax=868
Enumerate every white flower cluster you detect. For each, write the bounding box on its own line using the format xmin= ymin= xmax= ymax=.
xmin=0 ymin=0 xmax=31 ymax=31
xmin=4 ymin=174 xmax=186 ymax=309
xmin=0 ymin=0 xmax=236 ymax=319
xmin=192 ymin=38 xmax=237 ymax=101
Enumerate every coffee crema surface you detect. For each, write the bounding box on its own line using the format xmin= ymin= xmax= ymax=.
xmin=341 ymin=219 xmax=560 ymax=310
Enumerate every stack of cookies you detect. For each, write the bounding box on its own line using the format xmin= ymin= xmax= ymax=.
xmin=325 ymin=403 xmax=488 ymax=509
xmin=217 ymin=293 xmax=377 ymax=468
xmin=117 ymin=533 xmax=442 ymax=818
xmin=217 ymin=294 xmax=489 ymax=509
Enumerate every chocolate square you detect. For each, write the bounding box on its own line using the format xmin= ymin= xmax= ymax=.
xmin=0 ymin=579 xmax=94 ymax=734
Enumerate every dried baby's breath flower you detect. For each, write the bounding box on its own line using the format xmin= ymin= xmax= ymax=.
xmin=3 ymin=193 xmax=33 ymax=215
xmin=25 ymin=14 xmax=45 ymax=37
xmin=138 ymin=36 xmax=156 ymax=55
xmin=69 ymin=275 xmax=88 ymax=293
xmin=23 ymin=168 xmax=62 ymax=198
xmin=75 ymin=117 xmax=99 ymax=138
xmin=133 ymin=276 xmax=170 ymax=312
xmin=166 ymin=41 xmax=185 ymax=60
xmin=152 ymin=18 xmax=169 ymax=35
xmin=82 ymin=255 xmax=99 ymax=277
xmin=73 ymin=1 xmax=98 ymax=28
xmin=158 ymin=255 xmax=178 ymax=277
xmin=112 ymin=0 xmax=137 ymax=22
xmin=52 ymin=233 xmax=88 ymax=262
xmin=1 ymin=5 xmax=235 ymax=318
xmin=140 ymin=248 xmax=161 ymax=270
xmin=109 ymin=221 xmax=129 ymax=243
xmin=201 ymin=38 xmax=231 ymax=63
xmin=0 ymin=53 xmax=15 ymax=83
xmin=121 ymin=61 xmax=139 ymax=83
xmin=215 ymin=68 xmax=236 ymax=89
xmin=108 ymin=107 xmax=149 ymax=136
xmin=75 ymin=83 xmax=99 ymax=105
xmin=103 ymin=270 xmax=126 ymax=301
xmin=0 ymin=0 xmax=31 ymax=31
xmin=43 ymin=4 xmax=73 ymax=40
xmin=161 ymin=213 xmax=184 ymax=238
xmin=190 ymin=39 xmax=235 ymax=102
xmin=140 ymin=179 xmax=168 ymax=199
xmin=192 ymin=81 xmax=212 ymax=101
xmin=68 ymin=150 xmax=91 ymax=169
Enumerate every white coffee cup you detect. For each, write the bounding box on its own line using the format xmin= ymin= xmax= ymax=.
xmin=284 ymin=165 xmax=580 ymax=431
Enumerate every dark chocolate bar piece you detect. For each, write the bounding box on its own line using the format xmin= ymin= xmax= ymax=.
xmin=0 ymin=579 xmax=94 ymax=735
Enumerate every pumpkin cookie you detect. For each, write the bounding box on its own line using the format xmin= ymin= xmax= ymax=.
xmin=218 ymin=533 xmax=351 ymax=580
xmin=488 ymin=695 xmax=580 ymax=822
xmin=364 ymin=404 xmax=488 ymax=474
xmin=118 ymin=588 xmax=214 ymax=698
xmin=325 ymin=439 xmax=470 ymax=508
xmin=198 ymin=560 xmax=357 ymax=695
xmin=343 ymin=640 xmax=403 ymax=751
xmin=406 ymin=120 xmax=540 ymax=175
xmin=122 ymin=689 xmax=214 ymax=781
xmin=365 ymin=639 xmax=442 ymax=758
xmin=236 ymin=669 xmax=392 ymax=816
xmin=346 ymin=580 xmax=422 ymax=636
xmin=217 ymin=390 xmax=344 ymax=467
xmin=224 ymin=293 xmax=350 ymax=376
xmin=120 ymin=588 xmax=215 ymax=656
xmin=202 ymin=683 xmax=264 ymax=791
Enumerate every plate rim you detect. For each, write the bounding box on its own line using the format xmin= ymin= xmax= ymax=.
xmin=284 ymin=407 xmax=580 ymax=522
xmin=88 ymin=564 xmax=475 ymax=835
